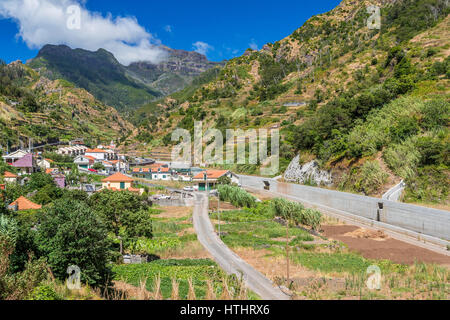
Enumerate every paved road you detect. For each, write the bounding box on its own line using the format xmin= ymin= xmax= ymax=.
xmin=192 ymin=192 xmax=290 ymax=300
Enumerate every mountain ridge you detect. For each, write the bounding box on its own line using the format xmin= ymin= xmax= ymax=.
xmin=27 ymin=44 xmax=224 ymax=114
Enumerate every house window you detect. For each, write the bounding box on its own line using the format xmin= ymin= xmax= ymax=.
xmin=120 ymin=182 xmax=125 ymax=190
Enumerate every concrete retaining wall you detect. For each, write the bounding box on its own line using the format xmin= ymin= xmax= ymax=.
xmin=239 ymin=175 xmax=450 ymax=242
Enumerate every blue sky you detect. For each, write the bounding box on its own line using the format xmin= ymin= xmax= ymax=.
xmin=0 ymin=0 xmax=341 ymax=64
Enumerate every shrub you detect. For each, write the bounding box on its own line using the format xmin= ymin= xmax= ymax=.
xmin=217 ymin=185 xmax=257 ymax=208
xmin=29 ymin=284 xmax=62 ymax=300
xmin=339 ymin=161 xmax=388 ymax=195
xmin=270 ymin=198 xmax=322 ymax=230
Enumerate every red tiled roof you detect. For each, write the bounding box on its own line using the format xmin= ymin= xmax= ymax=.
xmin=45 ymin=168 xmax=57 ymax=174
xmin=86 ymin=148 xmax=106 ymax=153
xmin=193 ymin=170 xmax=229 ymax=180
xmin=10 ymin=196 xmax=42 ymax=211
xmin=3 ymin=171 xmax=17 ymax=178
xmin=102 ymin=172 xmax=134 ymax=183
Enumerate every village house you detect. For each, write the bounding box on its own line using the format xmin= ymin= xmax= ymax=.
xmin=101 ymin=172 xmax=143 ymax=195
xmin=101 ymin=160 xmax=114 ymax=175
xmin=12 ymin=154 xmax=38 ymax=175
xmin=192 ymin=170 xmax=240 ymax=191
xmin=3 ymin=171 xmax=18 ymax=184
xmin=56 ymin=145 xmax=87 ymax=157
xmin=132 ymin=163 xmax=172 ymax=181
xmin=37 ymin=158 xmax=54 ymax=170
xmin=8 ymin=196 xmax=42 ymax=211
xmin=110 ymin=160 xmax=129 ymax=173
xmin=85 ymin=148 xmax=108 ymax=161
xmin=152 ymin=167 xmax=172 ymax=181
xmin=74 ymin=155 xmax=94 ymax=169
xmin=85 ymin=148 xmax=118 ymax=161
xmin=52 ymin=174 xmax=66 ymax=189
xmin=2 ymin=149 xmax=28 ymax=164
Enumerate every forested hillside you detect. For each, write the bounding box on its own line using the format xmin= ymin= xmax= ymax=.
xmin=0 ymin=60 xmax=134 ymax=149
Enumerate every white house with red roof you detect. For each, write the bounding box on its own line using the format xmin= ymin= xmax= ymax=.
xmin=74 ymin=155 xmax=95 ymax=169
xmin=3 ymin=171 xmax=18 ymax=184
xmin=192 ymin=170 xmax=240 ymax=191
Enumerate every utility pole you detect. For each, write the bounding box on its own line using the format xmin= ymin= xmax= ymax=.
xmin=217 ymin=190 xmax=221 ymax=238
xmin=286 ymin=218 xmax=290 ymax=283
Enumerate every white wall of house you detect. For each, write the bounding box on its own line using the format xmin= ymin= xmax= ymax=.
xmin=37 ymin=159 xmax=51 ymax=169
xmin=85 ymin=152 xmax=106 ymax=161
xmin=102 ymin=181 xmax=132 ymax=190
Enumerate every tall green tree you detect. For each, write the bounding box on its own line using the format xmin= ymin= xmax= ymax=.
xmin=36 ymin=199 xmax=112 ymax=287
xmin=88 ymin=190 xmax=152 ymax=239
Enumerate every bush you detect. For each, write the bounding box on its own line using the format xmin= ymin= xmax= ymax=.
xmin=339 ymin=161 xmax=388 ymax=196
xmin=217 ymin=185 xmax=257 ymax=208
xmin=29 ymin=284 xmax=61 ymax=300
xmin=270 ymin=198 xmax=322 ymax=230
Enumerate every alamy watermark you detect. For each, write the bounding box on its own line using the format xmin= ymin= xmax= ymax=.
xmin=367 ymin=5 xmax=381 ymax=30
xmin=66 ymin=5 xmax=81 ymax=30
xmin=171 ymin=122 xmax=279 ymax=176
xmin=66 ymin=265 xmax=81 ymax=290
xmin=366 ymin=265 xmax=382 ymax=290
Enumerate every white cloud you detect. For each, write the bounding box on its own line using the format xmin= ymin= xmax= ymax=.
xmin=192 ymin=41 xmax=214 ymax=56
xmin=0 ymin=0 xmax=167 ymax=65
xmin=249 ymin=39 xmax=258 ymax=51
xmin=164 ymin=25 xmax=172 ymax=33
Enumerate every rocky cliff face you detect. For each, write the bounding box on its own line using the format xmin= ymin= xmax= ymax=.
xmin=126 ymin=46 xmax=224 ymax=95
xmin=284 ymin=155 xmax=333 ymax=186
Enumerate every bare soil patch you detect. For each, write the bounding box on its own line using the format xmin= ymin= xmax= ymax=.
xmin=322 ymin=225 xmax=450 ymax=266
xmin=209 ymin=201 xmax=238 ymax=211
xmin=158 ymin=206 xmax=192 ymax=219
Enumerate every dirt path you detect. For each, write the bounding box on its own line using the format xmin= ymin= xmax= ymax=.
xmin=322 ymin=225 xmax=450 ymax=267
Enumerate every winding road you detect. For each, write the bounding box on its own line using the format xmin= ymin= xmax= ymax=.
xmin=192 ymin=192 xmax=290 ymax=300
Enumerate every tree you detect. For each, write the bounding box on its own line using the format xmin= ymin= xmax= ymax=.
xmin=36 ymin=199 xmax=112 ymax=287
xmin=88 ymin=190 xmax=152 ymax=240
xmin=217 ymin=175 xmax=232 ymax=185
xmin=92 ymin=162 xmax=105 ymax=171
xmin=27 ymin=173 xmax=55 ymax=192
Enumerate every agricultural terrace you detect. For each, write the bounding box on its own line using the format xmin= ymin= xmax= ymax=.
xmin=210 ymin=187 xmax=449 ymax=300
xmin=112 ymin=204 xmax=258 ymax=300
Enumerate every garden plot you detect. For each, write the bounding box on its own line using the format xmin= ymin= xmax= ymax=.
xmin=209 ymin=207 xmax=449 ymax=300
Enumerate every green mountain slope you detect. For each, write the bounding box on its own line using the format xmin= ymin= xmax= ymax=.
xmin=133 ymin=0 xmax=450 ymax=205
xmin=27 ymin=45 xmax=224 ymax=115
xmin=28 ymin=45 xmax=162 ymax=114
xmin=0 ymin=60 xmax=135 ymax=150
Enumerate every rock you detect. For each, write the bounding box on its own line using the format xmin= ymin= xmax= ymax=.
xmin=284 ymin=155 xmax=333 ymax=186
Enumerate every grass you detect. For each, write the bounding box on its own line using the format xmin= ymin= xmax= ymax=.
xmin=210 ymin=208 xmax=315 ymax=249
xmin=296 ymin=262 xmax=449 ymax=300
xmin=209 ymin=208 xmax=449 ymax=300
xmin=289 ymin=251 xmax=407 ymax=275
